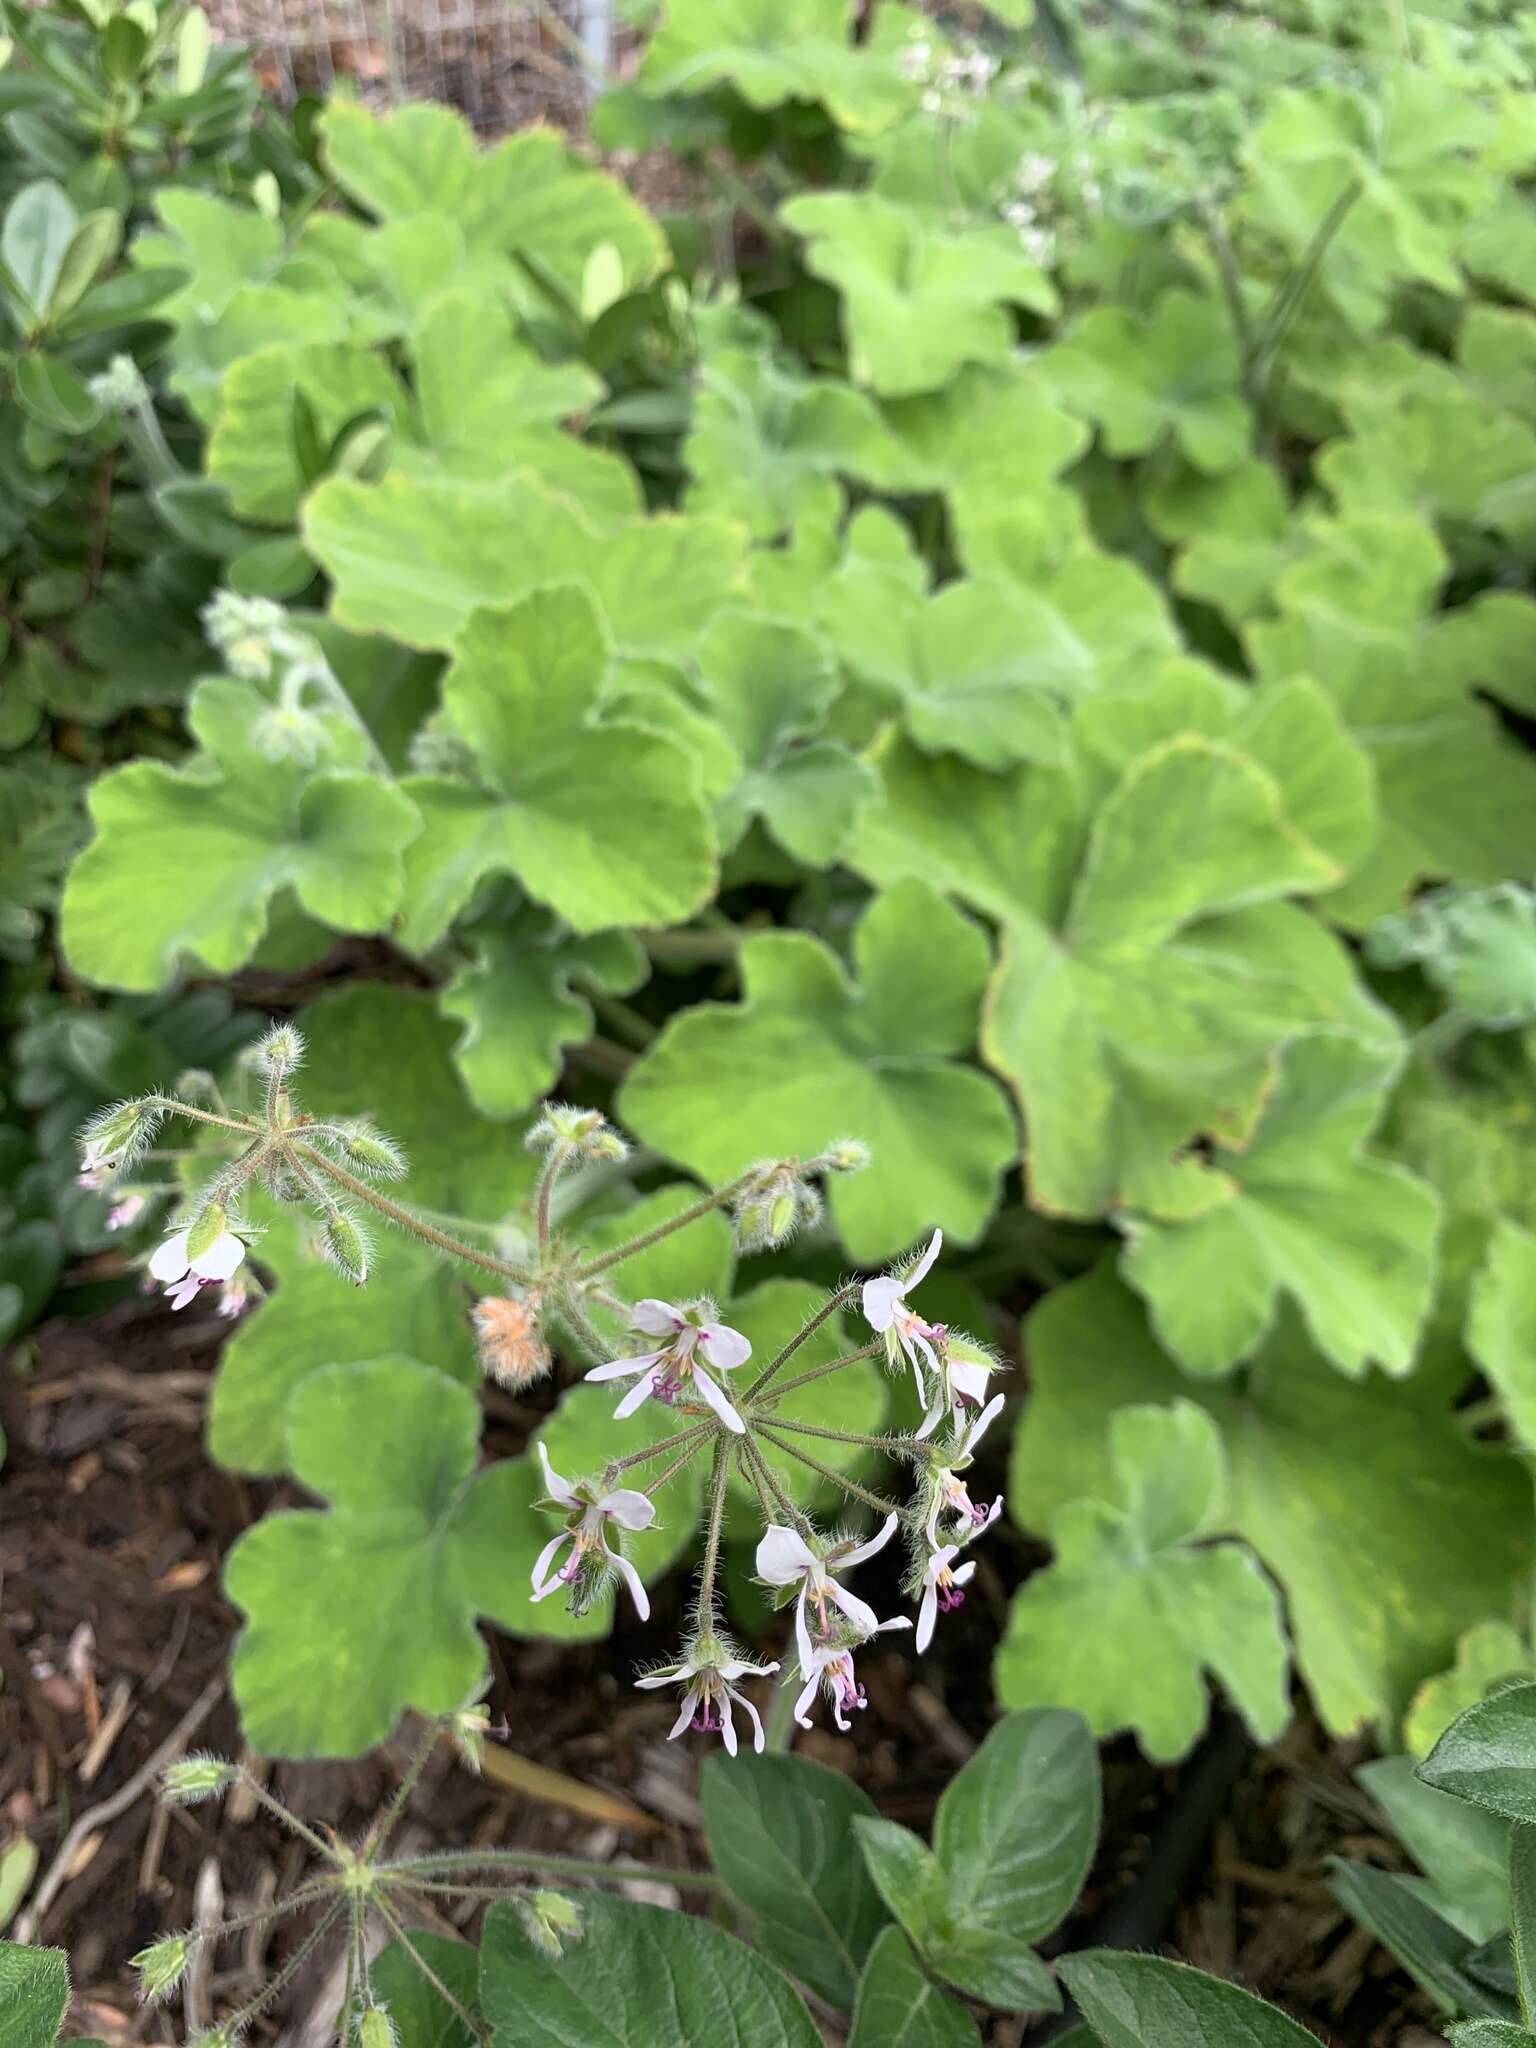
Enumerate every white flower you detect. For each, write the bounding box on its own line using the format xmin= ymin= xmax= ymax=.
xmin=148 ymin=1227 xmax=246 ymax=1311
xmin=794 ymin=1643 xmax=872 ymax=1733
xmin=530 ymin=1443 xmax=656 ymax=1620
xmin=915 ymin=1501 xmax=1004 ymax=1653
xmin=862 ymin=1229 xmax=950 ymax=1435
xmin=756 ymin=1518 xmax=908 ymax=1679
xmin=634 ymin=1635 xmax=779 ymax=1756
xmin=943 ymin=1342 xmax=1001 ymax=1427
xmin=216 ymin=1279 xmax=249 ymax=1321
xmin=107 ymin=1192 xmax=147 ymax=1233
xmin=585 ymin=1298 xmax=751 ymax=1435
xmin=923 ymin=1392 xmax=1005 ymax=1547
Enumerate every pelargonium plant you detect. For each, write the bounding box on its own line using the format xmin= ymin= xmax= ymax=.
xmin=78 ymin=1022 xmax=1007 ymax=1753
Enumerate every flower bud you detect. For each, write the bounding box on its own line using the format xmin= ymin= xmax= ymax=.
xmin=251 ymin=704 xmax=329 ymax=767
xmin=184 ymin=1202 xmax=231 ymax=1263
xmin=526 ymin=1102 xmax=625 ymax=1160
xmin=133 ymin=1932 xmax=193 ymax=2003
xmin=78 ymin=1097 xmax=162 ymax=1178
xmin=321 ymin=1209 xmax=370 ymax=1286
xmin=820 ymin=1138 xmax=870 ymax=1175
xmin=517 ymin=1889 xmax=582 ymax=1959
xmin=336 ymin=1123 xmax=408 ymax=1180
xmin=449 ymin=1701 xmax=493 ymax=1774
xmin=89 ymin=352 xmax=150 ymax=412
xmin=732 ymin=1165 xmax=821 ymax=1252
xmin=357 ymin=2007 xmax=397 ymax=2048
xmin=254 ymin=1022 xmax=305 ymax=1077
xmin=161 ymin=1754 xmax=235 ymax=1804
xmin=471 ymin=1293 xmax=552 ymax=1391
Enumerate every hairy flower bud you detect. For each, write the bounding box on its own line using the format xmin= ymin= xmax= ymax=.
xmin=254 ymin=1022 xmax=305 ymax=1077
xmin=89 ymin=352 xmax=150 ymax=413
xmin=78 ymin=1097 xmax=162 ymax=1181
xmin=517 ymin=1889 xmax=583 ymax=1959
xmin=161 ymin=1754 xmax=235 ymax=1804
xmin=321 ymin=1209 xmax=371 ymax=1286
xmin=357 ymin=2007 xmax=397 ymax=2048
xmin=336 ymin=1122 xmax=408 ymax=1179
xmin=133 ymin=1932 xmax=193 ymax=2003
xmin=820 ymin=1138 xmax=870 ymax=1175
xmin=472 ymin=1292 xmax=552 ymax=1391
xmin=731 ymin=1163 xmax=821 ymax=1252
xmin=449 ymin=1700 xmax=494 ymax=1773
xmin=526 ymin=1102 xmax=626 ymax=1160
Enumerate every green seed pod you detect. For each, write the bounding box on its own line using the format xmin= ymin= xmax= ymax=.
xmin=132 ymin=1932 xmax=193 ymax=2002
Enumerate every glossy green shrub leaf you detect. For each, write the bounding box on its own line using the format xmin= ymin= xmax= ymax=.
xmin=1044 ymin=291 xmax=1249 ymax=471
xmin=59 ymin=679 xmax=419 ymax=991
xmin=782 ymin=191 xmax=1056 ymax=396
xmin=622 ymin=879 xmax=1017 ymax=1262
xmin=702 ymin=1751 xmax=889 ymax=2009
xmin=847 ymin=1929 xmax=979 ymax=2048
xmin=1009 ymin=1266 xmax=1532 ymax=1737
xmin=398 ymin=585 xmax=715 ymax=944
xmin=998 ymin=1404 xmax=1289 ymax=1761
xmin=226 ymin=1354 xmax=531 ymax=1756
xmin=1120 ymin=1032 xmax=1441 ymax=1378
xmin=477 ymin=1893 xmax=822 ymax=2048
xmin=1421 ymin=1686 xmax=1536 ymax=1824
xmin=2 ymin=180 xmax=76 ymax=321
xmin=1059 ymin=1950 xmax=1325 ymax=2047
xmin=13 ymin=354 xmax=99 ymax=434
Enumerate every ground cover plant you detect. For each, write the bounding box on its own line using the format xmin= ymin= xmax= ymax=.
xmin=8 ymin=0 xmax=1536 ymax=2038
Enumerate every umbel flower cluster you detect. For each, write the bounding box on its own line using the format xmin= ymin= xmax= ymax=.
xmin=79 ymin=1024 xmax=1007 ymax=1756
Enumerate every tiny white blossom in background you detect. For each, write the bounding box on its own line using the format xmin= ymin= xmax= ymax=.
xmin=106 ymin=1192 xmax=146 ymax=1233
xmin=148 ymin=1227 xmax=246 ymax=1311
xmin=756 ymin=1517 xmax=907 ymax=1678
xmin=862 ymin=1229 xmax=951 ymax=1435
xmin=530 ymin=1443 xmax=657 ymax=1620
xmin=586 ymin=1298 xmax=751 ymax=1435
xmin=915 ymin=1501 xmax=1004 ymax=1652
xmin=216 ymin=1278 xmax=249 ymax=1321
xmin=634 ymin=1636 xmax=779 ymax=1756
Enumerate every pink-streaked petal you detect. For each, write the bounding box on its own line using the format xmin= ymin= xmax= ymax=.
xmin=719 ymin=1690 xmax=738 ymax=1757
xmin=529 ymin=1533 xmax=569 ymax=1598
xmin=585 ymin=1349 xmax=663 ymax=1384
xmin=613 ymin=1368 xmax=662 ymax=1420
xmin=669 ymin=1686 xmax=699 ymax=1741
xmin=690 ymin=1366 xmax=746 ymax=1435
xmin=166 ymin=1276 xmax=202 ymax=1310
xmin=730 ymin=1685 xmax=767 ymax=1754
xmin=839 ymin=1512 xmax=898 ymax=1569
xmin=192 ymin=1230 xmax=245 ymax=1282
xmin=600 ymin=1487 xmax=655 ymax=1532
xmin=948 ymin=1357 xmax=993 ymax=1407
xmin=909 ymin=1228 xmax=943 ymax=1289
xmin=148 ymin=1230 xmax=191 ymax=1282
xmin=536 ymin=1441 xmax=579 ymax=1507
xmin=827 ymin=1583 xmax=880 ymax=1639
xmin=699 ymin=1321 xmax=751 ymax=1372
xmin=608 ymin=1547 xmax=650 ymax=1622
xmin=756 ymin=1524 xmax=817 ymax=1586
xmin=861 ymin=1275 xmax=902 ymax=1332
xmin=631 ymin=1298 xmax=683 ymax=1337
xmin=916 ymin=1578 xmax=939 ymax=1653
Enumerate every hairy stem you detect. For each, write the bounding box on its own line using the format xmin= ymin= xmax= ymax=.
xmin=695 ymin=1437 xmax=731 ymax=1621
xmin=146 ymin=1096 xmax=255 ymax=1136
xmin=645 ymin=1438 xmax=711 ymax=1498
xmin=234 ymin=1767 xmax=336 ymax=1861
xmin=371 ymin=1896 xmax=488 ymax=2043
xmin=756 ymin=1425 xmax=904 ymax=1518
xmin=760 ymin=1340 xmax=883 ymax=1403
xmin=741 ymin=1436 xmax=814 ymax=1536
xmin=574 ymin=1171 xmax=763 ymax=1281
xmin=742 ymin=1287 xmax=862 ymax=1401
xmin=295 ymin=1146 xmax=530 ymax=1284
xmin=534 ymin=1144 xmax=571 ymax=1262
xmin=363 ymin=1718 xmax=440 ymax=1859
xmin=756 ymin=1416 xmax=916 ymax=1453
xmin=380 ymin=1847 xmax=716 ymax=1888
xmin=602 ymin=1424 xmax=712 ymax=1483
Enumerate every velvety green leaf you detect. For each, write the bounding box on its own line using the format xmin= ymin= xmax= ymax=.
xmin=781 ymin=192 xmax=1056 ymax=397
xmin=636 ymin=0 xmax=913 ymax=136
xmin=305 ymin=469 xmax=743 ymax=657
xmin=1008 ymin=1266 xmax=1533 ymax=1736
xmin=847 ymin=1929 xmax=980 ymax=2048
xmin=880 ymin=363 xmax=1088 ymax=544
xmin=1328 ymin=1860 xmax=1511 ymax=2018
xmin=226 ymin=1355 xmax=534 ymax=1756
xmin=1120 ymin=1031 xmax=1440 ymax=1378
xmin=1321 ymin=386 xmax=1536 ymax=548
xmin=1358 ymin=1755 xmax=1510 ymax=1943
xmin=1370 ymin=886 xmax=1536 ymax=1030
xmin=702 ymin=1750 xmax=889 ymax=2009
xmin=397 ymin=586 xmax=715 ymax=942
xmin=0 ymin=1941 xmax=69 ymax=2048
xmin=622 ymin=879 xmax=1017 ymax=1262
xmin=1408 ymin=1627 xmax=1536 ymax=1763
xmin=1469 ymin=1221 xmax=1536 ymax=1452
xmin=370 ymin=1933 xmax=480 ymax=2048
xmin=1059 ymin=1950 xmax=1325 ymax=2047
xmin=60 ymin=679 xmax=420 ymax=992
xmin=441 ymin=910 xmax=648 ymax=1117
xmin=1449 ymin=2023 xmax=1536 ymax=2046
xmin=208 ymin=340 xmax=404 ymax=524
xmin=1044 ymin=291 xmax=1250 ymax=471
xmin=998 ymin=1404 xmax=1290 ymax=1761
xmin=1421 ymin=1686 xmax=1536 ymax=1823
xmin=477 ymin=1893 xmax=821 ymax=2047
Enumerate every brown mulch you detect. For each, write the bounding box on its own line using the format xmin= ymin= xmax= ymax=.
xmin=1 ymin=1296 xmax=1440 ymax=2046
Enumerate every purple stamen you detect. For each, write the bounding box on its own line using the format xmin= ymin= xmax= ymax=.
xmin=938 ymin=1585 xmax=966 ymax=1614
xmin=692 ymin=1698 xmax=721 ymax=1733
xmin=653 ymin=1368 xmax=688 ymax=1405
xmin=969 ymin=1500 xmax=991 ymax=1527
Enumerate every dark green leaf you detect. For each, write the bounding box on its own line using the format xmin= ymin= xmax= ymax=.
xmin=1328 ymin=1859 xmax=1514 ymax=2018
xmin=847 ymin=1929 xmax=980 ymax=2048
xmin=0 ymin=1941 xmax=69 ymax=2048
xmin=1421 ymin=1686 xmax=1536 ymax=1822
xmin=369 ymin=1932 xmax=480 ymax=2048
xmin=13 ymin=354 xmax=99 ymax=434
xmin=1058 ymin=1949 xmax=1326 ymax=2047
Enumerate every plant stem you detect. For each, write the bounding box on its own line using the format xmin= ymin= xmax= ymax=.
xmin=603 ymin=1424 xmax=712 ymax=1482
xmin=762 ymin=1340 xmax=883 ymax=1403
xmin=535 ymin=1145 xmax=571 ymax=1262
xmin=695 ymin=1438 xmax=731 ymax=1620
xmin=338 ymin=1907 xmax=359 ymax=2048
xmin=574 ymin=1171 xmax=760 ymax=1281
xmin=227 ymin=1900 xmax=346 ymax=2034
xmin=756 ymin=1416 xmax=914 ymax=1453
xmin=370 ymin=1897 xmax=488 ymax=2043
xmin=742 ymin=1285 xmax=861 ymax=1401
xmin=147 ymin=1095 xmax=255 ymax=1135
xmin=234 ymin=1766 xmax=336 ymax=1861
xmin=295 ymin=1146 xmax=530 ymax=1285
xmin=364 ymin=1718 xmax=441 ymax=1859
xmin=642 ymin=926 xmax=743 ymax=964
xmin=737 ymin=1439 xmax=777 ymax=1525
xmin=756 ymin=1426 xmax=904 ymax=1517
xmin=645 ymin=1439 xmax=710 ymax=1498
xmin=554 ymin=1285 xmax=614 ymax=1366
xmin=381 ymin=1848 xmax=717 ymax=1889
xmin=741 ymin=1436 xmax=814 ymax=1536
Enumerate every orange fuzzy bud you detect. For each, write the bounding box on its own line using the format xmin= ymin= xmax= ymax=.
xmin=471 ymin=1291 xmax=552 ymax=1391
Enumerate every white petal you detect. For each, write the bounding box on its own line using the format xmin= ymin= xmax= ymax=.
xmin=191 ymin=1230 xmax=245 ymax=1282
xmin=167 ymin=1275 xmax=201 ymax=1310
xmin=756 ymin=1524 xmax=816 ymax=1586
xmin=916 ymin=1578 xmax=939 ymax=1653
xmin=839 ymin=1512 xmax=898 ymax=1569
xmin=669 ymin=1686 xmax=699 ymax=1741
xmin=631 ymin=1298 xmax=683 ymax=1336
xmin=699 ymin=1321 xmax=751 ymax=1371
xmin=719 ymin=1691 xmax=738 ymax=1757
xmin=926 ymin=1545 xmax=959 ymax=1584
xmin=690 ymin=1366 xmax=745 ymax=1435
xmin=634 ymin=1665 xmax=684 ymax=1690
xmin=861 ymin=1275 xmax=902 ymax=1332
xmin=148 ymin=1230 xmax=191 ymax=1282
xmin=730 ymin=1685 xmax=767 ymax=1753
xmin=948 ymin=1357 xmax=993 ymax=1406
xmin=915 ymin=1397 xmax=943 ymax=1442
xmin=720 ymin=1656 xmax=780 ymax=1681
xmin=827 ymin=1583 xmax=880 ymax=1639
xmin=613 ymin=1368 xmax=663 ymax=1421
xmin=952 ymin=1561 xmax=977 ymax=1588
xmin=793 ymin=1668 xmax=821 ymax=1729
xmin=536 ymin=1441 xmax=579 ymax=1507
xmin=909 ymin=1228 xmax=943 ymax=1289
xmin=978 ymin=1496 xmax=1005 ymax=1535
xmin=875 ymin=1615 xmax=912 ymax=1634
xmin=608 ymin=1547 xmax=650 ymax=1622
xmin=600 ymin=1487 xmax=656 ymax=1532
xmin=529 ymin=1533 xmax=570 ymax=1598
xmin=795 ymin=1582 xmax=815 ymax=1681
xmin=585 ymin=1349 xmax=663 ymax=1384
xmin=966 ymin=1392 xmax=1006 ymax=1454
